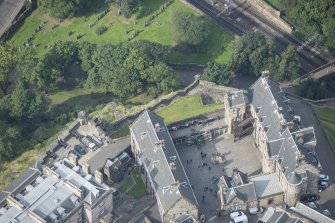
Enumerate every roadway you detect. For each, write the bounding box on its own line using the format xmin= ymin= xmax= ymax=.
xmin=187 ymin=0 xmax=330 ymax=74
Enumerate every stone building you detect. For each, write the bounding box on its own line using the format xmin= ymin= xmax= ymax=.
xmin=130 ymin=110 xmax=199 ymax=223
xmin=0 ymin=158 xmax=114 ymax=223
xmin=222 ymin=76 xmax=320 ymax=209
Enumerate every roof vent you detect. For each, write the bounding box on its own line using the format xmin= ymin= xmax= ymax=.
xmin=153 ymin=160 xmax=159 ymax=168
xmin=170 ymin=156 xmax=176 ymax=161
xmin=278 ymin=107 xmax=283 ymax=112
xmin=141 ymin=132 xmax=147 ymax=139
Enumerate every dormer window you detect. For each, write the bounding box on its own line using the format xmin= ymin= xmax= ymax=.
xmin=153 ymin=160 xmax=159 ymax=168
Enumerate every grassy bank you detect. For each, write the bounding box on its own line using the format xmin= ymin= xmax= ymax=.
xmin=157 ymin=95 xmax=224 ymax=124
xmin=9 ymin=0 xmax=233 ymax=64
xmin=314 ymin=106 xmax=335 ymax=150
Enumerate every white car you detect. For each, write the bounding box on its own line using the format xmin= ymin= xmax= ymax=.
xmin=248 ymin=207 xmax=264 ymax=215
xmin=230 ymin=215 xmax=248 ymax=223
xmin=319 ymin=174 xmax=329 ymax=181
xmin=230 ymin=211 xmax=245 ymax=219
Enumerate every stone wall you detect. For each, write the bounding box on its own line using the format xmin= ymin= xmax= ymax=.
xmin=248 ymin=0 xmax=292 ymax=33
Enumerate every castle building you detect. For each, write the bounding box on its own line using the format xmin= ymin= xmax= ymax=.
xmin=130 ymin=110 xmax=199 ymax=223
xmin=221 ymin=76 xmax=319 ymax=210
xmin=0 ymin=158 xmax=114 ymax=223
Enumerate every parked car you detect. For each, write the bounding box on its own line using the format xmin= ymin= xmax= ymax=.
xmin=306 ymin=202 xmax=317 ymax=209
xmin=230 ymin=215 xmax=248 ymax=223
xmin=230 ymin=211 xmax=245 ymax=219
xmin=301 ymin=194 xmax=320 ymax=203
xmin=248 ymin=207 xmax=264 ymax=215
xmin=319 ymin=180 xmax=329 ymax=188
xmin=168 ymin=126 xmax=178 ymax=131
xmin=74 ymin=145 xmax=86 ymax=155
xmin=322 ymin=209 xmax=332 ymax=217
xmin=319 ymin=174 xmax=329 ymax=181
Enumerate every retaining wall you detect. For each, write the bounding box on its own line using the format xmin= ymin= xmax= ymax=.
xmin=248 ymin=0 xmax=292 ymax=33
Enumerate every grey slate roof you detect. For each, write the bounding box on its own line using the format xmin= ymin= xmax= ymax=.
xmin=290 ymin=202 xmax=335 ymax=223
xmin=259 ymin=207 xmax=303 ymax=223
xmin=249 ymin=173 xmax=283 ymax=198
xmin=130 ymin=110 xmax=198 ymax=215
xmin=219 ymin=171 xmax=257 ymax=204
xmin=249 ymin=77 xmax=314 ymax=185
xmin=228 ymin=90 xmax=246 ymax=107
xmin=1 ymin=167 xmax=41 ymax=201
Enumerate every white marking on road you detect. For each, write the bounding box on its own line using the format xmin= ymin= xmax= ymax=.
xmin=209 ymin=215 xmax=217 ymax=222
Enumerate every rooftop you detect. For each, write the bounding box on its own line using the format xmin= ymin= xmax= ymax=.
xmin=249 ymin=173 xmax=284 ymax=198
xmin=0 ymin=158 xmax=110 ymax=223
xmin=130 ymin=110 xmax=198 ymax=215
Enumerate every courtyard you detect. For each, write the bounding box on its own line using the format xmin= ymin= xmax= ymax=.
xmin=174 ymin=118 xmax=262 ymax=220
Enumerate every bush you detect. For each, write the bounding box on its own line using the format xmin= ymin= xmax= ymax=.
xmin=95 ymin=26 xmax=108 ymax=35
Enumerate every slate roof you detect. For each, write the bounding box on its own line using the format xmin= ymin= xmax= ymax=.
xmin=249 ymin=173 xmax=284 ymax=198
xmin=290 ymin=202 xmax=335 ymax=223
xmin=2 ymin=167 xmax=41 ymax=195
xmin=130 ymin=110 xmax=198 ymax=215
xmin=228 ymin=90 xmax=247 ymax=107
xmin=249 ymin=77 xmax=314 ymax=185
xmin=219 ymin=171 xmax=257 ymax=204
xmin=259 ymin=207 xmax=303 ymax=223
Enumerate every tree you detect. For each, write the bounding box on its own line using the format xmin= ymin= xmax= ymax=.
xmin=0 ymin=124 xmax=21 ymax=161
xmin=229 ymin=32 xmax=276 ymax=77
xmin=171 ymin=10 xmax=208 ymax=52
xmin=33 ymin=41 xmax=79 ymax=90
xmin=277 ymin=46 xmax=299 ymax=81
xmin=16 ymin=47 xmax=38 ymax=84
xmin=119 ymin=0 xmax=138 ymax=18
xmin=322 ymin=17 xmax=335 ymax=49
xmin=104 ymin=68 xmax=142 ymax=99
xmin=294 ymin=77 xmax=329 ymax=100
xmin=39 ymin=0 xmax=89 ymax=18
xmin=141 ymin=63 xmax=178 ymax=96
xmin=10 ymin=79 xmax=44 ymax=120
xmin=0 ymin=44 xmax=16 ymax=95
xmin=202 ymin=62 xmax=233 ymax=85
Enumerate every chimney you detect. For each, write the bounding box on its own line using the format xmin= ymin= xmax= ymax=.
xmin=82 ymin=162 xmax=90 ymax=175
xmin=155 ymin=123 xmax=160 ymax=133
xmin=68 ymin=152 xmax=78 ymax=166
xmin=95 ymin=169 xmax=103 ymax=184
xmin=154 ymin=140 xmax=165 ymax=152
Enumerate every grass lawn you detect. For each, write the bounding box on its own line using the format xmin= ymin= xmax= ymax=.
xmin=9 ymin=0 xmax=233 ymax=64
xmin=157 ymin=95 xmax=224 ymax=124
xmin=111 ymin=126 xmax=130 ymax=139
xmin=119 ymin=169 xmax=147 ymax=199
xmin=264 ymin=0 xmax=281 ymax=10
xmin=126 ymin=92 xmax=154 ymax=105
xmin=314 ymin=106 xmax=335 ymax=150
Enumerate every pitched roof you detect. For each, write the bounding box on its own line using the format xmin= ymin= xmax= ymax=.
xmin=259 ymin=207 xmax=303 ymax=223
xmin=249 ymin=77 xmax=315 ymax=185
xmin=290 ymin=202 xmax=335 ymax=223
xmin=130 ymin=110 xmax=198 ymax=215
xmin=228 ymin=90 xmax=247 ymax=107
xmin=249 ymin=173 xmax=284 ymax=198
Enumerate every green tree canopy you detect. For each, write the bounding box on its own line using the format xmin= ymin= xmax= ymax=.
xmin=229 ymin=31 xmax=300 ymax=81
xmin=9 ymin=80 xmax=44 ymax=120
xmin=33 ymin=41 xmax=79 ymax=90
xmin=39 ymin=0 xmax=90 ymax=18
xmin=0 ymin=44 xmax=16 ymax=95
xmin=171 ymin=10 xmax=208 ymax=52
xmin=202 ymin=62 xmax=233 ymax=85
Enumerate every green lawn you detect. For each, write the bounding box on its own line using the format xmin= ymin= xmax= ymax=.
xmin=264 ymin=0 xmax=281 ymax=10
xmin=119 ymin=169 xmax=147 ymax=199
xmin=9 ymin=0 xmax=233 ymax=64
xmin=157 ymin=95 xmax=224 ymax=124
xmin=314 ymin=106 xmax=335 ymax=150
xmin=111 ymin=126 xmax=130 ymax=139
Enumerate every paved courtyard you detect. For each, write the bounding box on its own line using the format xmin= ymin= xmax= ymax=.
xmin=176 ymin=132 xmax=262 ymax=220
